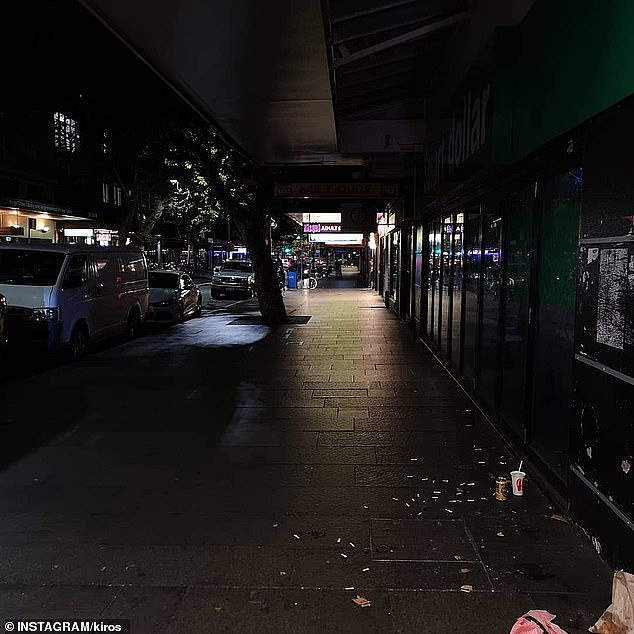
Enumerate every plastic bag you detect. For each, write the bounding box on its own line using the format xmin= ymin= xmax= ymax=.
xmin=590 ymin=570 xmax=634 ymax=633
xmin=510 ymin=610 xmax=569 ymax=633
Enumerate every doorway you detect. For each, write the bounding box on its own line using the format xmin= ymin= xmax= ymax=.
xmin=528 ymin=169 xmax=581 ymax=482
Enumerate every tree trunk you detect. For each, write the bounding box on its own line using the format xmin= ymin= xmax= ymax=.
xmin=134 ymin=198 xmax=166 ymax=246
xmin=240 ymin=206 xmax=287 ymax=326
xmin=118 ymin=194 xmax=137 ymax=244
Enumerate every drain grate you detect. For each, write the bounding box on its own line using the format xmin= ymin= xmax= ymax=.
xmin=287 ymin=315 xmax=312 ymax=324
xmin=227 ymin=315 xmax=312 ymax=326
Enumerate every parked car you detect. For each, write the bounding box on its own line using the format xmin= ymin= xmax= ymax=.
xmin=210 ymin=260 xmax=254 ymax=299
xmin=0 ymin=245 xmax=148 ymax=360
xmin=0 ymin=292 xmax=7 ymax=361
xmin=147 ymin=270 xmax=202 ymax=324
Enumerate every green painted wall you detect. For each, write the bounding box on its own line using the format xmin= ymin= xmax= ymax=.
xmin=493 ymin=0 xmax=634 ymax=164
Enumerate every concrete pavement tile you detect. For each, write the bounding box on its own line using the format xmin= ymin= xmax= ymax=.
xmin=168 ymin=588 xmax=392 ymax=634
xmin=318 ymin=432 xmax=392 ymax=446
xmin=102 ymin=587 xmax=186 ymax=633
xmin=310 ymin=465 xmax=356 ymax=486
xmin=526 ymin=591 xmax=612 ymax=634
xmin=0 ymin=585 xmax=117 ymax=620
xmin=388 ymin=591 xmax=535 ymax=634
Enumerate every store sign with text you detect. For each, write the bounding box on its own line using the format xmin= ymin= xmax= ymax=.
xmin=303 ymin=223 xmax=341 ymax=234
xmin=423 ymin=82 xmax=492 ymax=193
xmin=275 ymin=182 xmax=398 ymax=198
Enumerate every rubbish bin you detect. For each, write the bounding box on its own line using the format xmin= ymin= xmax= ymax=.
xmin=287 ymin=271 xmax=297 ymax=289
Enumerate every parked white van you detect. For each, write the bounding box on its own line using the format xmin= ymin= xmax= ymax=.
xmin=0 ymin=245 xmax=148 ymax=359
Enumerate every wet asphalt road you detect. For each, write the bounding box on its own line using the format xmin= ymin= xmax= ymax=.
xmin=0 ymin=278 xmax=612 ymax=633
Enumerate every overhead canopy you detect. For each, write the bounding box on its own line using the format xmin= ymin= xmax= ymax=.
xmin=81 ymin=0 xmax=535 ymax=167
xmin=81 ymin=0 xmax=342 ymax=165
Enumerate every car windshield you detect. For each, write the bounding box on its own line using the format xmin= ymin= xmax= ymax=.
xmin=220 ymin=261 xmax=252 ymax=273
xmin=0 ymin=250 xmax=65 ymax=286
xmin=148 ymin=272 xmax=179 ymax=289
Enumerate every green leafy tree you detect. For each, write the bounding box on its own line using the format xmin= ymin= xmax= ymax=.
xmin=175 ymin=126 xmax=287 ymax=325
xmin=111 ymin=119 xmax=287 ymax=325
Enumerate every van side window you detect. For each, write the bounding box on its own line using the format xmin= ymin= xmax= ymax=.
xmin=94 ymin=256 xmax=118 ymax=292
xmin=121 ymin=255 xmax=146 ymax=283
xmin=62 ymin=255 xmax=88 ymax=290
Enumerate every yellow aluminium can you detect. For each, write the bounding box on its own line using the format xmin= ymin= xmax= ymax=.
xmin=495 ymin=476 xmax=507 ymax=501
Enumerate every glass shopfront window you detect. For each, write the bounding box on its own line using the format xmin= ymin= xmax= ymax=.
xmin=429 ymin=221 xmax=441 ymax=340
xmin=451 ymin=213 xmax=464 ymax=368
xmin=390 ymin=232 xmax=399 ymax=303
xmin=414 ymin=226 xmax=424 ymax=323
xmin=500 ymin=187 xmax=534 ymax=438
xmin=462 ymin=209 xmax=481 ymax=387
xmin=426 ymin=225 xmax=434 ymax=338
xmin=418 ymin=156 xmax=584 ymax=504
xmin=477 ymin=210 xmax=503 ymax=411
xmin=439 ymin=215 xmax=453 ymax=353
xmin=530 ymin=170 xmax=581 ymax=480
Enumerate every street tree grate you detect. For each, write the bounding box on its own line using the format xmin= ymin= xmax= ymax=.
xmin=227 ymin=315 xmax=312 ymax=325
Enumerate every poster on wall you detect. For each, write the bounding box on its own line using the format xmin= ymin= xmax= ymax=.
xmin=576 ymin=243 xmax=634 ymax=378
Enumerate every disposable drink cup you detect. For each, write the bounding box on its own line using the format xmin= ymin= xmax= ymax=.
xmin=511 ymin=471 xmax=525 ymax=496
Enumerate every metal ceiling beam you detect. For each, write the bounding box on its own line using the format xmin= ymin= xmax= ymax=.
xmin=337 ymin=49 xmax=422 ymax=76
xmin=339 ymin=95 xmax=426 ymax=118
xmin=334 ymin=11 xmax=468 ymax=68
xmin=339 ymin=74 xmax=417 ymax=99
xmin=333 ymin=14 xmax=438 ymax=45
xmin=339 ymin=83 xmax=424 ymax=107
xmin=332 ymin=0 xmax=416 ymax=25
xmin=338 ymin=64 xmax=418 ymax=89
xmin=332 ymin=0 xmax=466 ymax=44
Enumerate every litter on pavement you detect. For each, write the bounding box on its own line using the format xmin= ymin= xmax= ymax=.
xmin=352 ymin=595 xmax=372 ymax=608
xmin=590 ymin=570 xmax=634 ymax=633
xmin=509 ymin=610 xmax=568 ymax=633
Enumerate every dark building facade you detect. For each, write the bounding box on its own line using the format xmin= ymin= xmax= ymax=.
xmin=0 ymin=1 xmax=191 ymax=247
xmin=380 ymin=0 xmax=634 ymax=570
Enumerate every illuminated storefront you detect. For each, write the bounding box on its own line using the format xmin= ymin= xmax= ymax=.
xmin=0 ymin=208 xmax=87 ymax=244
xmin=0 ymin=204 xmax=113 ymax=246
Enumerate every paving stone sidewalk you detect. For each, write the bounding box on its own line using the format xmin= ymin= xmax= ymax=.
xmin=0 ymin=280 xmax=612 ymax=633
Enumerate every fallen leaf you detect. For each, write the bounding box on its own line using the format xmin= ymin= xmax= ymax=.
xmin=460 ymin=568 xmax=471 ymax=574
xmin=460 ymin=585 xmax=473 ymax=593
xmin=352 ymin=595 xmax=372 ymax=608
xmin=497 ymin=532 xmax=505 ymax=537
xmin=549 ymin=514 xmax=571 ymax=524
